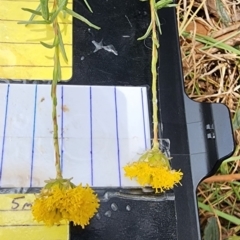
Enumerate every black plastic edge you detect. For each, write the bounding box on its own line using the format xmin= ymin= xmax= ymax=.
xmin=160 ymin=3 xmax=235 ymax=240
xmin=157 ymin=7 xmax=201 ymax=240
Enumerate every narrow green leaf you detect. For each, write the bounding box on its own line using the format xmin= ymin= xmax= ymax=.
xmin=154 ymin=10 xmax=162 ymax=35
xmin=202 ymin=30 xmax=240 ymax=50
xmin=64 ymin=8 xmax=100 ymax=30
xmin=198 ymin=202 xmax=240 ymax=225
xmin=40 ymin=0 xmax=49 ymax=20
xmin=18 ymin=4 xmax=41 ymax=25
xmin=49 ymin=0 xmax=67 ymax=23
xmin=40 ymin=34 xmax=59 ymax=48
xmin=203 ymin=217 xmax=220 ymax=240
xmin=84 ymin=0 xmax=93 ymax=13
xmin=40 ymin=41 xmax=56 ymax=49
xmin=21 ymin=8 xmax=42 ymax=16
xmin=57 ymin=25 xmax=68 ymax=63
xmin=137 ymin=21 xmax=152 ymax=40
xmin=18 ymin=20 xmax=49 ymax=24
xmin=57 ymin=0 xmax=68 ymax=9
xmin=28 ymin=4 xmax=41 ymax=22
xmin=155 ymin=0 xmax=174 ymax=10
xmin=182 ymin=32 xmax=240 ymax=56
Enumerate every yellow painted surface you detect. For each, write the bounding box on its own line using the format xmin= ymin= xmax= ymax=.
xmin=0 ymin=1 xmax=73 ymax=81
xmin=0 ymin=65 xmax=72 ymax=80
xmin=0 ymin=194 xmax=69 ymax=240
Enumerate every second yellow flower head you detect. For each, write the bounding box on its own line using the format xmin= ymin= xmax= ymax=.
xmin=124 ymin=148 xmax=183 ymax=193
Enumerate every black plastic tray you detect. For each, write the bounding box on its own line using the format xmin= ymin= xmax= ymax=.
xmin=0 ymin=0 xmax=235 ymax=239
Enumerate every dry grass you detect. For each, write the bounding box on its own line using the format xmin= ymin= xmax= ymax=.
xmin=177 ymin=0 xmax=240 ymax=239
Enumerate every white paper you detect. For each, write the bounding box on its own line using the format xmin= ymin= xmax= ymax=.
xmin=0 ymin=84 xmax=151 ymax=188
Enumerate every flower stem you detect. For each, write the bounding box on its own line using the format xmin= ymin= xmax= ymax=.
xmin=52 ymin=0 xmax=62 ymax=179
xmin=150 ymin=0 xmax=159 ymax=150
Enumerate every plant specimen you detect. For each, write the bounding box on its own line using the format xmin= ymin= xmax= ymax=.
xmin=18 ymin=0 xmax=100 ymax=228
xmin=124 ymin=0 xmax=183 ymax=193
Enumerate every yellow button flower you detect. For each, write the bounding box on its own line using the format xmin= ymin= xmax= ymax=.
xmin=32 ymin=179 xmax=99 ymax=228
xmin=124 ymin=148 xmax=183 ymax=193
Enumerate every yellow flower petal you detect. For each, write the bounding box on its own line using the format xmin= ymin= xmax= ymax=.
xmin=32 ymin=181 xmax=99 ymax=228
xmin=124 ymin=148 xmax=183 ymax=193
xmin=61 ymin=185 xmax=100 ymax=228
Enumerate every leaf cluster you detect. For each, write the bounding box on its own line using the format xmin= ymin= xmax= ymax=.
xmin=18 ymin=0 xmax=100 ymax=76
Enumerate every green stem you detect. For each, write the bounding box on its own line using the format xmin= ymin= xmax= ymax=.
xmin=150 ymin=0 xmax=159 ymax=150
xmin=52 ymin=0 xmax=62 ymax=179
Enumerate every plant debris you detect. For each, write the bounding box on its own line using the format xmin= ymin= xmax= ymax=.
xmin=178 ymin=0 xmax=240 ymax=238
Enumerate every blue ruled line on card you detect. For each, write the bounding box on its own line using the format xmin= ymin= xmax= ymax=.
xmin=30 ymin=84 xmax=38 ymax=187
xmin=61 ymin=85 xmax=64 ymax=173
xmin=0 ymin=84 xmax=10 ymax=186
xmin=89 ymin=86 xmax=93 ymax=186
xmin=114 ymin=87 xmax=121 ymax=187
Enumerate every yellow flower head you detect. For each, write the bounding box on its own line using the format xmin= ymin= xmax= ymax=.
xmin=124 ymin=148 xmax=183 ymax=193
xmin=32 ymin=179 xmax=99 ymax=228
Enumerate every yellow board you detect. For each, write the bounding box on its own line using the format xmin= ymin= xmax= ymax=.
xmin=0 ymin=194 xmax=69 ymax=240
xmin=0 ymin=1 xmax=72 ymax=81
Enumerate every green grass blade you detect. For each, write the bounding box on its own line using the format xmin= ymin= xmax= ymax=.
xmin=198 ymin=202 xmax=240 ymax=225
xmin=21 ymin=8 xmax=42 ymax=16
xmin=182 ymin=32 xmax=240 ymax=56
xmin=57 ymin=27 xmax=68 ymax=63
xmin=137 ymin=21 xmax=152 ymax=40
xmin=64 ymin=8 xmax=100 ymax=30
xmin=202 ymin=30 xmax=240 ymax=50
xmin=84 ymin=0 xmax=93 ymax=13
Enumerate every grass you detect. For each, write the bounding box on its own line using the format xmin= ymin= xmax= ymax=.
xmin=177 ymin=0 xmax=240 ymax=239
